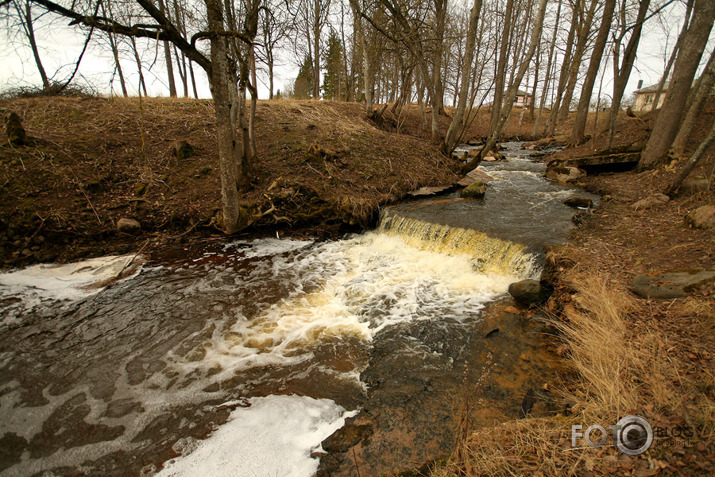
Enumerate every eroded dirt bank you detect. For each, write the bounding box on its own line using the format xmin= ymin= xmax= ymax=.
xmin=0 ymin=97 xmax=461 ymax=269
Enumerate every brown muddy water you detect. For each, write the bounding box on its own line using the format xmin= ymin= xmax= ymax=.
xmin=0 ymin=143 xmax=596 ymax=476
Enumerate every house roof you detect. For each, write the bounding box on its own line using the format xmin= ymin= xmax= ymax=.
xmin=515 ymin=89 xmax=532 ymax=96
xmin=635 ymin=83 xmax=668 ymax=94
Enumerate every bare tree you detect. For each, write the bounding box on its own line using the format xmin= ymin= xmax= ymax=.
xmin=639 ymin=0 xmax=715 ymax=169
xmin=443 ymin=0 xmax=482 ymax=154
xmin=532 ymin=0 xmax=563 ymax=136
xmin=9 ymin=0 xmax=51 ymax=90
xmin=463 ymin=0 xmax=548 ymax=172
xmin=665 ymin=121 xmax=715 ymax=197
xmin=670 ymin=48 xmax=715 ymax=155
xmin=29 ymin=0 xmax=261 ymax=234
xmin=605 ymin=0 xmax=651 ymax=149
xmin=569 ymin=0 xmax=616 ymax=146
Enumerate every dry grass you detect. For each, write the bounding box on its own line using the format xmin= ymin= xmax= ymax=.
xmin=439 ymin=270 xmax=713 ymax=476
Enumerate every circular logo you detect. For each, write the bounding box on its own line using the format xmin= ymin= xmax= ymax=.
xmin=615 ymin=415 xmax=653 ymax=456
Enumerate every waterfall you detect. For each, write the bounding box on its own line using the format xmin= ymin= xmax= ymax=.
xmin=378 ymin=212 xmax=537 ymax=279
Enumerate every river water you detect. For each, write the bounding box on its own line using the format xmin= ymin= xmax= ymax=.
xmin=0 ymin=143 xmax=595 ymax=476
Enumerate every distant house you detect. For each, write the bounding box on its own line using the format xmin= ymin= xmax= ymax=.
xmin=634 ymin=83 xmax=667 ymax=112
xmin=514 ymin=89 xmax=533 ymax=108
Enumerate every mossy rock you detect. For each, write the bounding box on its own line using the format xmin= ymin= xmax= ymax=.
xmin=460 ymin=181 xmax=487 ymax=199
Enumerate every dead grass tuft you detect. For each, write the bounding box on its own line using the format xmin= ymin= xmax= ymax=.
xmin=440 ymin=271 xmax=710 ymax=476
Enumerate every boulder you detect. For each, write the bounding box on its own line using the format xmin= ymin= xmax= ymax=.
xmin=508 ymin=279 xmax=549 ymax=305
xmin=545 ymin=166 xmax=586 ymax=183
xmin=632 ymin=193 xmax=669 ymax=210
xmin=684 ymin=205 xmax=715 ymax=230
xmin=460 ymin=181 xmax=487 ymax=199
xmin=456 ymin=169 xmax=494 ymax=187
xmin=171 ymin=140 xmax=194 ymax=161
xmin=630 ymin=270 xmax=715 ymax=299
xmin=117 ymin=218 xmax=141 ymax=235
xmin=563 ymin=197 xmax=593 ymax=209
xmin=483 ymin=150 xmax=505 ymax=162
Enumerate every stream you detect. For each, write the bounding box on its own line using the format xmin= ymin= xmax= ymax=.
xmin=0 ymin=143 xmax=596 ymax=476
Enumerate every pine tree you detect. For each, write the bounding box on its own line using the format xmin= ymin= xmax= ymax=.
xmin=322 ymin=30 xmax=344 ymax=100
xmin=294 ymin=56 xmax=314 ymax=99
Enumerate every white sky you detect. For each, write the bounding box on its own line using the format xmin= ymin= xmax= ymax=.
xmin=0 ymin=1 xmax=711 ymax=102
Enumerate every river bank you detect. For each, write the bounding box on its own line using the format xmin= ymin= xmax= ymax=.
xmin=1 ymin=97 xmax=470 ymax=269
xmin=438 ymin=107 xmax=715 ymax=476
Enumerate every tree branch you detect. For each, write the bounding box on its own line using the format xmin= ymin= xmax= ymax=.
xmin=30 ymin=0 xmax=211 ymax=72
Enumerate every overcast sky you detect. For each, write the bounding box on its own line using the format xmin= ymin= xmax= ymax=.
xmin=0 ymin=1 xmax=712 ymax=102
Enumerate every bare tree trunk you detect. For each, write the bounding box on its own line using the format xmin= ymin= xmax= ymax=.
xmin=206 ymin=0 xmax=244 ymax=234
xmin=248 ymin=45 xmax=258 ymax=160
xmin=19 ymin=0 xmax=51 ymax=90
xmin=530 ymin=42 xmax=540 ymax=121
xmin=130 ymin=37 xmax=148 ymax=97
xmin=417 ymin=73 xmax=429 ymax=131
xmin=350 ymin=0 xmax=372 ymax=114
xmin=665 ymin=121 xmax=715 ymax=197
xmin=545 ymin=0 xmax=578 ymax=136
xmin=653 ymin=0 xmax=694 ymax=111
xmin=443 ymin=0 xmax=482 ymax=154
xmin=173 ymin=46 xmax=189 ymax=97
xmin=671 ymin=49 xmax=715 ymax=155
xmin=569 ymin=0 xmax=616 ymax=146
xmin=533 ymin=0 xmax=562 ymax=136
xmin=157 ymin=0 xmax=177 ymax=97
xmin=463 ymin=0 xmax=548 ymax=173
xmin=101 ymin=0 xmax=128 ymax=97
xmin=639 ymin=0 xmax=715 ymax=169
xmin=557 ymin=0 xmax=598 ymax=124
xmin=189 ymin=60 xmax=199 ymax=99
xmin=489 ymin=0 xmax=514 ymax=135
xmin=312 ymin=0 xmax=321 ymax=99
xmin=430 ymin=0 xmax=448 ymax=142
xmin=607 ymin=0 xmax=651 ymax=149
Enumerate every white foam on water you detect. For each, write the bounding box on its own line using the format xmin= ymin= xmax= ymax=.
xmin=174 ymin=232 xmax=519 ymax=380
xmin=223 ymin=238 xmax=313 ymax=258
xmin=0 ymin=255 xmax=144 ymax=325
xmin=156 ymin=395 xmax=356 ymax=477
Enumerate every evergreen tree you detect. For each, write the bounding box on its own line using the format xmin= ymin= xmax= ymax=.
xmin=294 ymin=56 xmax=313 ymax=99
xmin=322 ymin=30 xmax=344 ymax=100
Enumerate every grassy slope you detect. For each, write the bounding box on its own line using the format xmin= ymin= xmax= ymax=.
xmin=0 ymin=97 xmax=468 ymax=267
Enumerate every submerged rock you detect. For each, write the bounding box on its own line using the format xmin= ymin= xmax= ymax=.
xmin=684 ymin=205 xmax=715 ymax=230
xmin=630 ymin=270 xmax=715 ymax=299
xmin=508 ymin=279 xmax=548 ymax=305
xmin=460 ymin=181 xmax=487 ymax=199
